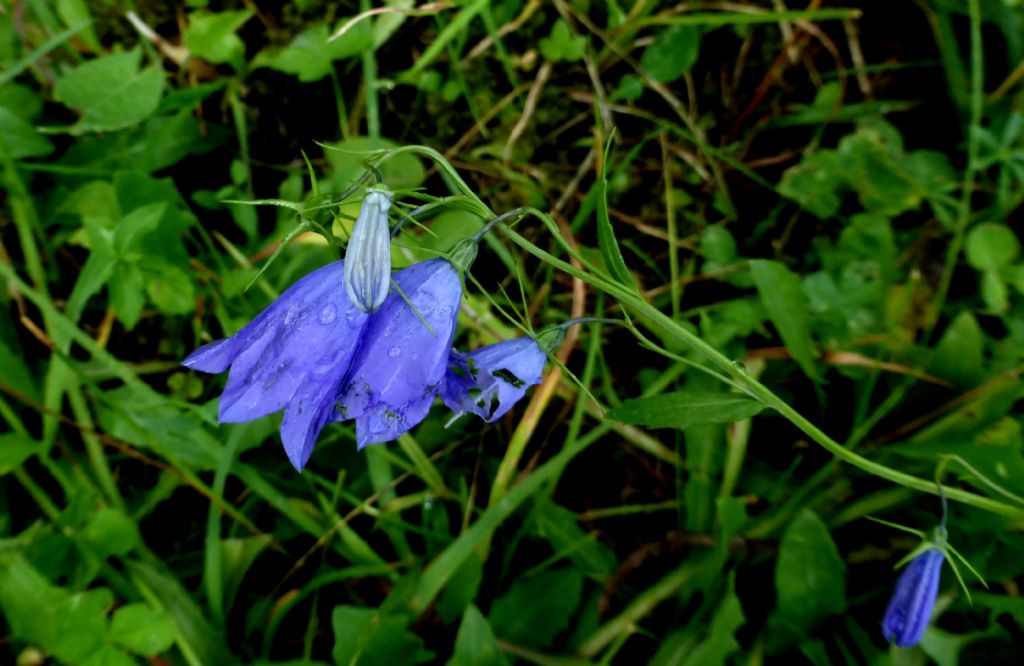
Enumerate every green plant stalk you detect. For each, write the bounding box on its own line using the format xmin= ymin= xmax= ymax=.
xmin=662 ymin=143 xmax=681 ymax=318
xmin=578 ymin=558 xmax=709 ymax=657
xmin=360 ymin=0 xmax=380 ymax=141
xmin=930 ymin=0 xmax=983 ymax=337
xmin=379 ymin=145 xmax=1024 ymax=520
xmin=500 ymin=231 xmax=1024 ymax=520
xmin=328 ymin=68 xmax=351 ymax=141
xmin=2 ymin=144 xmax=122 ymax=506
xmin=0 ymin=393 xmax=56 ymax=518
xmin=204 ymin=428 xmax=246 ymax=624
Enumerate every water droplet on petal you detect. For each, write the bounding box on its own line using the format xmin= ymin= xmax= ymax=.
xmin=388 ymin=346 xmax=401 ymax=358
xmin=318 ymin=303 xmax=337 ymax=324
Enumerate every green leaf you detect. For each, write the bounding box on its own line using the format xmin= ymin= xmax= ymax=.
xmin=701 ymin=225 xmax=737 ymax=264
xmin=95 ymin=385 xmax=223 ymax=471
xmin=80 ymin=507 xmax=140 ymax=559
xmin=0 ymin=433 xmax=39 ymax=474
xmin=220 ymin=535 xmax=273 ymax=613
xmin=448 ymin=605 xmax=508 ymax=666
xmin=538 ymin=20 xmax=586 ymax=62
xmin=0 ymin=552 xmax=113 ymax=663
xmin=684 ymin=579 xmax=746 ymax=666
xmin=534 ymin=500 xmax=615 ymax=578
xmin=109 ymin=603 xmax=177 ymax=656
xmin=0 ymin=82 xmax=43 ymax=119
xmin=114 ymin=202 xmax=167 ymax=257
xmin=0 ymin=106 xmax=53 ymax=158
xmin=66 ymin=248 xmax=116 ymax=321
xmin=436 ymin=553 xmax=484 ymax=624
xmin=774 ymin=510 xmax=845 ymax=630
xmin=80 ymin=645 xmax=139 ymax=666
xmin=146 ymin=262 xmax=196 ymax=315
xmin=324 ymin=136 xmax=426 ymax=191
xmin=929 ymin=311 xmax=985 ymax=387
xmin=56 ymin=0 xmax=100 ymax=52
xmin=331 ymin=606 xmax=433 ymax=665
xmin=596 ymin=141 xmax=636 ymax=289
xmin=778 ymin=150 xmax=845 ymax=218
xmin=919 ymin=627 xmax=980 ymax=666
xmin=980 ymin=268 xmax=1009 ymax=314
xmin=127 ymin=559 xmax=232 ymax=665
xmin=253 ymin=21 xmax=373 ymax=82
xmin=54 ymin=49 xmax=165 ymax=132
xmin=641 ymin=26 xmax=700 ymax=83
xmin=488 ymin=568 xmax=583 ymax=649
xmin=965 ymin=223 xmax=1021 ymax=270
xmin=608 ymin=390 xmax=765 ymax=430
xmin=184 ymin=10 xmax=253 ymax=66
xmin=109 ymin=263 xmax=147 ymax=329
xmin=750 ymin=260 xmax=820 ymax=382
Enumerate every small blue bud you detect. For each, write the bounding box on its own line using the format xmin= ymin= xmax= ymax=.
xmin=344 ymin=189 xmax=393 ymax=313
xmin=882 ymin=547 xmax=945 ymax=647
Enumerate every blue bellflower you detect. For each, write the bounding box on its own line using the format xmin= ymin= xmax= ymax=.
xmin=335 ymin=258 xmax=461 ymax=448
xmin=184 ymin=257 xmax=462 ymax=471
xmin=882 ymin=547 xmax=945 ymax=647
xmin=442 ymin=336 xmax=549 ymax=422
xmin=344 ymin=189 xmax=393 ymax=313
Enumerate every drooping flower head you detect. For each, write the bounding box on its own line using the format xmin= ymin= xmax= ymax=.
xmin=183 ymin=203 xmax=530 ymax=471
xmin=344 ymin=188 xmax=393 ymax=313
xmin=442 ymin=324 xmax=565 ymax=423
xmin=882 ymin=546 xmax=945 ymax=647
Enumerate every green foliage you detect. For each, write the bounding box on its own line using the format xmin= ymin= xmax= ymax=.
xmin=185 ymin=10 xmax=253 ymax=68
xmin=608 ymin=390 xmax=765 ymax=429
xmin=253 ymin=21 xmax=374 ymax=82
xmin=54 ymin=49 xmax=165 ymax=133
xmin=641 ymin=26 xmax=701 ymax=82
xmin=773 ymin=511 xmax=846 ymax=633
xmin=3 ymin=1 xmax=1024 ymax=665
xmin=539 ymin=20 xmax=586 ymax=62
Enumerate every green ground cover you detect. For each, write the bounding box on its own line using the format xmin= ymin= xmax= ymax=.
xmin=2 ymin=1 xmax=1024 ymax=664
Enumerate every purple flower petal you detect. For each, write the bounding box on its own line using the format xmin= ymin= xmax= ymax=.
xmin=183 ymin=261 xmax=370 ymax=470
xmin=882 ymin=548 xmax=945 ymax=647
xmin=335 ymin=258 xmax=461 ymax=448
xmin=441 ymin=336 xmax=547 ymax=422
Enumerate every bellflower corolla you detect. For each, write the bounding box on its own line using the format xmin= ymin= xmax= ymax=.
xmin=882 ymin=547 xmax=945 ymax=647
xmin=344 ymin=189 xmax=393 ymax=313
xmin=442 ymin=323 xmax=566 ymax=422
xmin=183 ymin=257 xmax=462 ymax=471
xmin=334 ymin=258 xmax=461 ymax=448
xmin=443 ymin=337 xmax=547 ymax=422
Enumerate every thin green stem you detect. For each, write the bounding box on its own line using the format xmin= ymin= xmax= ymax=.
xmin=930 ymin=0 xmax=983 ymax=338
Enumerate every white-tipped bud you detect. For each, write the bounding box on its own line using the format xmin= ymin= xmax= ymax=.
xmin=344 ymin=188 xmax=393 ymax=313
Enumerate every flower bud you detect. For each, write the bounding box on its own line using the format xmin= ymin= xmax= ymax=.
xmin=882 ymin=547 xmax=945 ymax=647
xmin=344 ymin=188 xmax=393 ymax=313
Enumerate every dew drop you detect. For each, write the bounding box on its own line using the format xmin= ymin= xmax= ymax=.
xmin=388 ymin=346 xmax=401 ymax=358
xmin=318 ymin=303 xmax=337 ymax=324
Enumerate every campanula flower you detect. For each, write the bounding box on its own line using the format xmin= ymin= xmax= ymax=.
xmin=882 ymin=547 xmax=945 ymax=647
xmin=334 ymin=258 xmax=462 ymax=448
xmin=442 ymin=332 xmax=553 ymax=422
xmin=185 ymin=256 xmax=464 ymax=470
xmin=344 ymin=189 xmax=393 ymax=313
xmin=183 ymin=261 xmax=369 ymax=470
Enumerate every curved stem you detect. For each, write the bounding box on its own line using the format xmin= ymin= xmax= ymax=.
xmin=377 ymin=144 xmax=1024 ymax=522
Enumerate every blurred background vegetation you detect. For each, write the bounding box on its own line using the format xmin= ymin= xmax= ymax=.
xmin=2 ymin=0 xmax=1024 ymax=664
